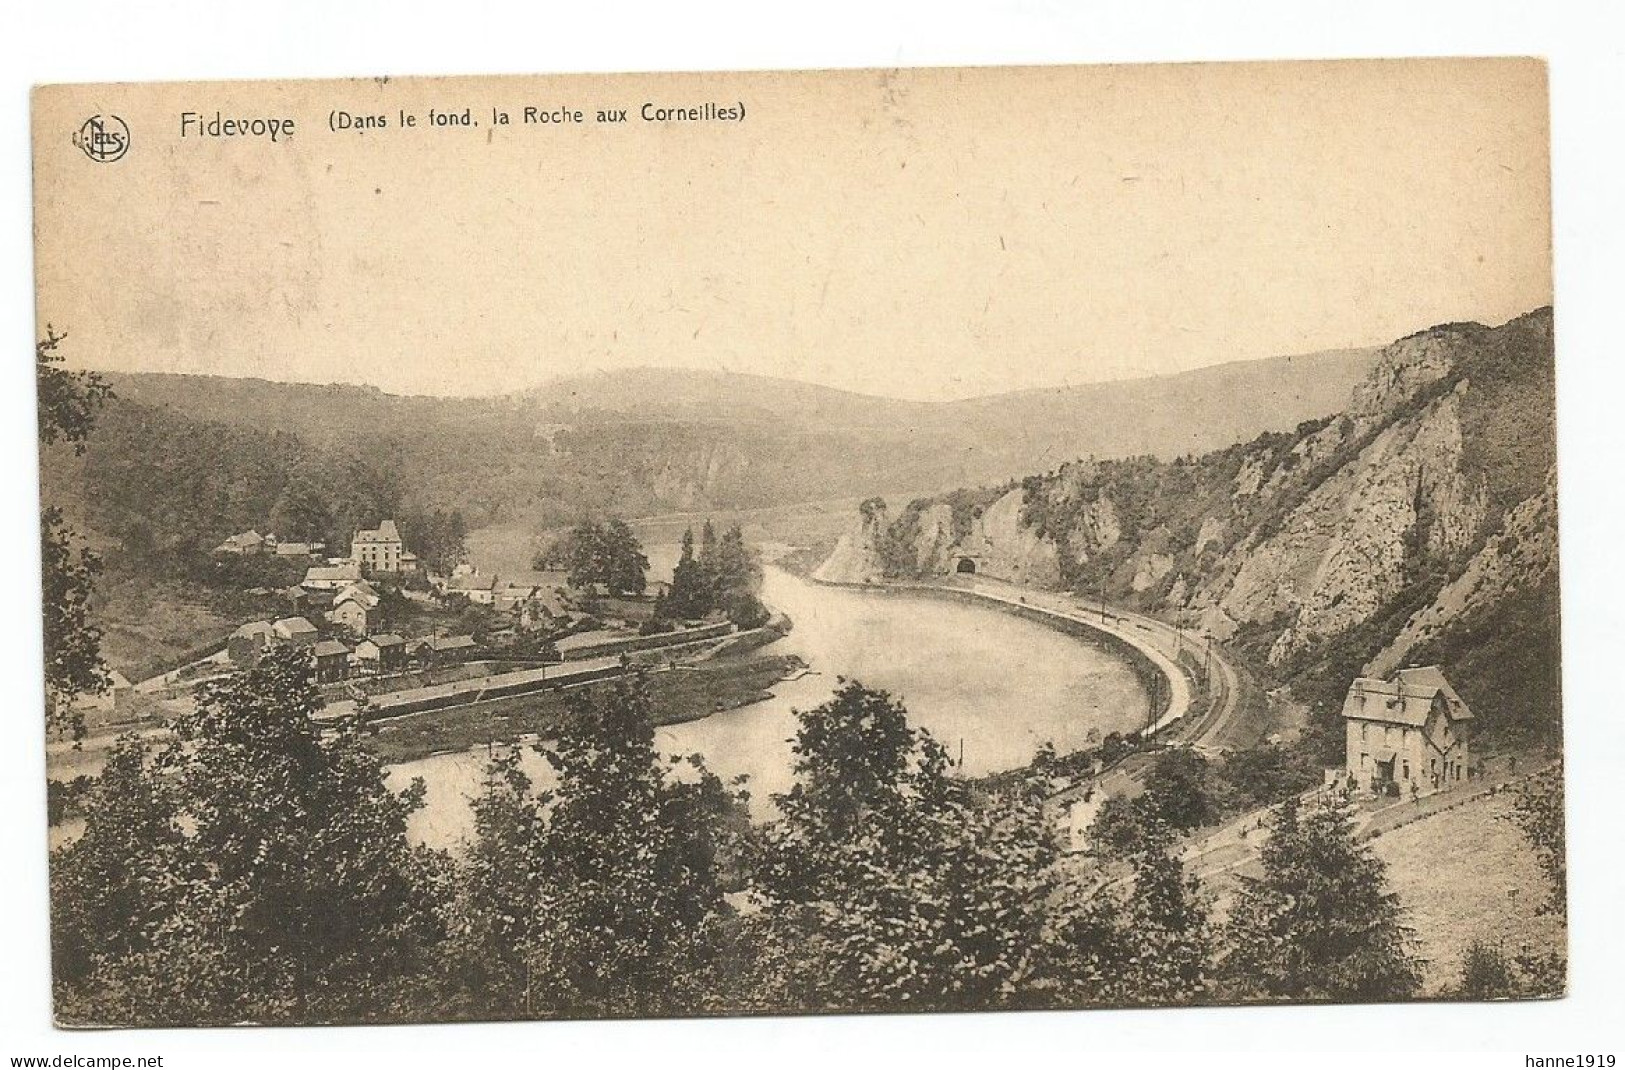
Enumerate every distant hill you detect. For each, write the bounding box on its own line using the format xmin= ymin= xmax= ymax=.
xmin=89 ymin=344 xmax=1380 ymax=535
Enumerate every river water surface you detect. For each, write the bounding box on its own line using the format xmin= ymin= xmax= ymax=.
xmin=389 ymin=567 xmax=1151 ymax=849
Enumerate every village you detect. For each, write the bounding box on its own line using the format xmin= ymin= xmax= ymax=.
xmin=76 ymin=516 xmax=778 ymax=732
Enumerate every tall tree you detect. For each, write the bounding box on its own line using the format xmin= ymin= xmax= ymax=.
xmin=51 ymin=648 xmax=448 ymax=1025
xmin=747 ymin=681 xmax=1058 ymax=1013
xmin=601 ymin=518 xmax=649 ymax=597
xmin=455 ymin=676 xmax=735 ymax=1018
xmin=563 ymin=518 xmax=649 ymax=597
xmin=1029 ymin=820 xmax=1214 ymax=1007
xmin=1221 ymin=795 xmax=1423 ymax=1002
xmin=665 ymin=526 xmax=709 ymax=619
xmin=37 ymin=328 xmax=113 ymax=737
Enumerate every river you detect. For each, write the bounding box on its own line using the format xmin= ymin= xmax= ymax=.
xmin=388 ymin=566 xmax=1151 ymax=849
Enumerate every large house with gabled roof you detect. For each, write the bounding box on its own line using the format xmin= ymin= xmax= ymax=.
xmin=1342 ymin=665 xmax=1474 ymax=795
xmin=351 ymin=519 xmax=417 ymax=573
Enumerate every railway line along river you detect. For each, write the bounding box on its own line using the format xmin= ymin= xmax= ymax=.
xmin=389 ymin=565 xmax=1154 ymax=849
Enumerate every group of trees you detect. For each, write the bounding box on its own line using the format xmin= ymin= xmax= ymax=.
xmin=553 ymin=519 xmax=650 ymax=598
xmin=38 ymin=328 xmax=112 ymax=739
xmin=400 ymin=508 xmax=469 ymax=576
xmin=1088 ymin=744 xmax=1320 ymax=860
xmin=52 ymin=652 xmax=1467 ymax=1025
xmin=660 ymin=521 xmax=768 ymax=629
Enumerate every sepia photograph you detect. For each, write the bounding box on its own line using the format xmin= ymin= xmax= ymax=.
xmin=27 ymin=54 xmax=1572 ymax=1038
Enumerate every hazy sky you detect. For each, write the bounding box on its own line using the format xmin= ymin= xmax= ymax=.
xmin=33 ymin=59 xmax=1550 ymax=401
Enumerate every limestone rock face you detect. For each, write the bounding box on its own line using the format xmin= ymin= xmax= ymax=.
xmin=1216 ymin=383 xmax=1489 ymax=664
xmin=961 ymin=489 xmax=1062 ymax=586
xmin=651 ymin=441 xmax=750 ymax=510
xmin=1367 ymin=471 xmax=1558 ymax=677
xmin=1350 ymin=322 xmax=1487 ymax=419
xmin=813 ymin=308 xmax=1556 ymax=706
xmin=812 ymin=498 xmax=890 ymax=584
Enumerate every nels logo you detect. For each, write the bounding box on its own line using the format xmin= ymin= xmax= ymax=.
xmin=73 ymin=114 xmax=130 ymax=163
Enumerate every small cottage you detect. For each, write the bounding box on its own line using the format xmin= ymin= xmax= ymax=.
xmin=413 ymin=634 xmax=477 ymax=666
xmin=313 ymin=639 xmax=351 ymax=683
xmin=228 ymin=620 xmax=278 ymax=666
xmin=271 ymin=616 xmax=319 ymax=647
xmin=353 ymin=633 xmax=408 ymax=674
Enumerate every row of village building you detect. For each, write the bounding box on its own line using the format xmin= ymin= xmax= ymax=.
xmin=227 ymin=615 xmax=478 ymax=682
xmin=216 ymin=519 xmax=420 ymax=572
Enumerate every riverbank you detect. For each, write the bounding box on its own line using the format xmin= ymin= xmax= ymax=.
xmin=365 ymin=652 xmax=802 ymax=765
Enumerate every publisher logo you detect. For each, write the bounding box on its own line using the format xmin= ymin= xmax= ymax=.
xmin=74 ymin=115 xmax=129 ymax=163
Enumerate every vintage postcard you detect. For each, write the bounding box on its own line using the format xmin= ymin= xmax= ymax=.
xmin=32 ymin=60 xmax=1561 ymax=1027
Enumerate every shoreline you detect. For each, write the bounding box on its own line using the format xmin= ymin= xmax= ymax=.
xmin=804 ymin=573 xmax=1191 ymax=738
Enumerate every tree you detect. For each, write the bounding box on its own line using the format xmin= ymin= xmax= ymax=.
xmin=41 ymin=507 xmax=109 ymax=739
xmin=1454 ymin=940 xmax=1566 ymax=1001
xmin=441 ymin=749 xmax=553 ymax=1020
xmin=451 ymin=676 xmax=738 ymax=1019
xmin=1457 ymin=941 xmax=1515 ymax=999
xmin=37 ymin=328 xmax=113 ymax=738
xmin=562 ymin=518 xmax=649 ymax=597
xmin=403 ymin=508 xmax=469 ymax=575
xmin=746 ymin=681 xmax=1058 ymax=1013
xmin=268 ymin=469 xmax=337 ymax=544
xmin=1028 ymin=822 xmax=1215 ymax=1007
xmin=50 ymin=738 xmax=194 ymax=1001
xmin=669 ymin=520 xmax=767 ymax=628
xmin=1221 ymin=795 xmax=1424 ymax=1002
xmin=37 ymin=327 xmax=113 ymax=451
xmin=601 ymin=518 xmax=649 ymax=597
xmin=1508 ymin=761 xmax=1565 ymax=915
xmin=51 ymin=648 xmax=449 ymax=1025
xmin=664 ymin=527 xmax=710 ymax=619
xmin=1141 ymin=747 xmax=1219 ymax=831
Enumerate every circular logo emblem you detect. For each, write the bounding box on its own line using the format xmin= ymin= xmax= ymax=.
xmin=73 ymin=115 xmax=130 ymax=163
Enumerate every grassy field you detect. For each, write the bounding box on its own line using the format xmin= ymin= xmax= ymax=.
xmin=93 ymin=577 xmax=243 ymax=680
xmin=364 ymin=654 xmax=798 ymax=764
xmin=1370 ymin=786 xmax=1566 ymax=995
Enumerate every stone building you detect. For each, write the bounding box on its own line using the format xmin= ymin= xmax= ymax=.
xmin=351 ymin=519 xmax=411 ymax=573
xmin=1341 ymin=665 xmax=1474 ymax=795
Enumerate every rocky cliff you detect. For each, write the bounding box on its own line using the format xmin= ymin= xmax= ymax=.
xmin=819 ymin=308 xmax=1560 ymax=747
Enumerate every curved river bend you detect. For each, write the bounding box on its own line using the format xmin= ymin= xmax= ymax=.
xmin=390 ymin=567 xmax=1151 ymax=849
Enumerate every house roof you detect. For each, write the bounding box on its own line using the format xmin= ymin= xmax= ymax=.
xmin=273 ymin=616 xmax=318 ymax=637
xmin=370 ymin=633 xmax=407 ymax=648
xmin=313 ymin=639 xmax=350 ymax=657
xmin=274 ymin=542 xmax=312 ymax=556
xmin=354 ymin=519 xmax=402 ymax=545
xmin=447 ymin=572 xmax=497 ymax=592
xmin=217 ymin=530 xmax=266 ymax=550
xmin=303 ymin=563 xmax=362 ymax=585
xmin=335 ymin=581 xmax=381 ymax=609
xmin=420 ymin=634 xmax=476 ymax=651
xmin=1341 ymin=665 xmax=1474 ymax=726
xmin=232 ymin=620 xmax=276 ymax=639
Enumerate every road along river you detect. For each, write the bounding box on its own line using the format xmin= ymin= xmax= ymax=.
xmin=389 ymin=566 xmax=1155 ymax=849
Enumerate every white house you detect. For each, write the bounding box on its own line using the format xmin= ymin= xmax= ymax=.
xmin=1342 ymin=665 xmax=1475 ymax=795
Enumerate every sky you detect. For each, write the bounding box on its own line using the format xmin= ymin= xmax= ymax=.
xmin=32 ymin=59 xmax=1551 ymax=402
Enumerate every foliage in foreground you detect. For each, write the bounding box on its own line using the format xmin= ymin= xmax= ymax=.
xmin=52 ymin=660 xmax=1445 ymax=1023
xmin=1221 ymin=795 xmax=1424 ymax=1003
